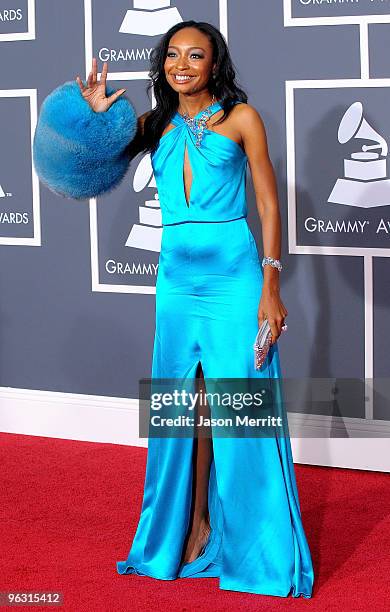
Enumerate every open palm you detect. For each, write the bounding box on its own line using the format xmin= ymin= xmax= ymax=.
xmin=76 ymin=58 xmax=126 ymax=113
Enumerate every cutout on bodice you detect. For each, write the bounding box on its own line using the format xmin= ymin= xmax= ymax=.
xmin=160 ymin=107 xmax=244 ymax=209
xmin=182 ymin=141 xmax=193 ymax=208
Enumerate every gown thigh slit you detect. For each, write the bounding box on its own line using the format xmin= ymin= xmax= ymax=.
xmin=116 ymin=100 xmax=314 ymax=597
xmin=180 ymin=365 xmax=213 ymax=566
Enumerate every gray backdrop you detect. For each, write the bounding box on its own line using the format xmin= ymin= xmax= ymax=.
xmin=0 ymin=1 xmax=389 ymax=425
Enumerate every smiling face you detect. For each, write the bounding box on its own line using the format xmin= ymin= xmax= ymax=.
xmin=164 ymin=27 xmax=216 ymax=96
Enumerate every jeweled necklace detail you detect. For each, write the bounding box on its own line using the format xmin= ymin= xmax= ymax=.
xmin=178 ymin=94 xmax=217 ymax=147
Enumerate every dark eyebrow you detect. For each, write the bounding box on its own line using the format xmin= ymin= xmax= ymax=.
xmin=167 ymin=45 xmax=206 ymax=51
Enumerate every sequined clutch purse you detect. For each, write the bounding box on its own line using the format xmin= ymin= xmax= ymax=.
xmin=253 ymin=319 xmax=273 ymax=370
xmin=254 ymin=319 xmax=288 ymax=370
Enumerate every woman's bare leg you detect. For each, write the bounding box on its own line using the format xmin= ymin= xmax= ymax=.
xmin=181 ymin=364 xmax=213 ymax=564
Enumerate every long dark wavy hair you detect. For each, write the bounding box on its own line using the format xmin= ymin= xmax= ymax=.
xmin=142 ymin=20 xmax=248 ymax=154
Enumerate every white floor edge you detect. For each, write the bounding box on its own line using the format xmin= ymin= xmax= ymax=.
xmin=0 ymin=386 xmax=389 ymax=472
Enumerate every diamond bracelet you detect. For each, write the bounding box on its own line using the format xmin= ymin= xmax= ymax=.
xmin=261 ymin=256 xmax=283 ymax=272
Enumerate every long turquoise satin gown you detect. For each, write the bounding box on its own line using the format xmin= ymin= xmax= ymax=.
xmin=116 ymin=101 xmax=314 ymax=597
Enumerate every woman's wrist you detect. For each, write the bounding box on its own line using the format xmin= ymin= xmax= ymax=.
xmin=263 ymin=280 xmax=280 ymax=294
xmin=262 ymin=265 xmax=280 ymax=289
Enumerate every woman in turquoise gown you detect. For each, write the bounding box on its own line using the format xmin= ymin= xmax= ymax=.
xmin=116 ymin=102 xmax=314 ymax=595
xmin=33 ymin=20 xmax=314 ymax=599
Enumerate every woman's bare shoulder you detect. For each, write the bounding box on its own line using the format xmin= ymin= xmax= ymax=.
xmin=230 ymin=102 xmax=267 ymax=147
xmin=231 ymin=101 xmax=264 ymax=124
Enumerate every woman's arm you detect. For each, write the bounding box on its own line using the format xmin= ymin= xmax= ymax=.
xmin=125 ymin=110 xmax=152 ymax=161
xmin=238 ymin=104 xmax=288 ymax=343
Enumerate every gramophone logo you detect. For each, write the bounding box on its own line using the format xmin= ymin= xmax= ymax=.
xmin=119 ymin=0 xmax=182 ymax=36
xmin=328 ymin=102 xmax=390 ymax=208
xmin=125 ymin=153 xmax=162 ymax=252
xmin=0 ymin=182 xmax=8 ymax=198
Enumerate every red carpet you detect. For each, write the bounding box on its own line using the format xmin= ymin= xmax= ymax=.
xmin=0 ymin=432 xmax=389 ymax=611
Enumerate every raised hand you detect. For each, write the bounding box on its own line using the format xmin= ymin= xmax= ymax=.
xmin=76 ymin=58 xmax=126 ymax=113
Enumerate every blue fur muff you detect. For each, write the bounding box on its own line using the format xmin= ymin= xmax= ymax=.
xmin=33 ymin=81 xmax=138 ymax=200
